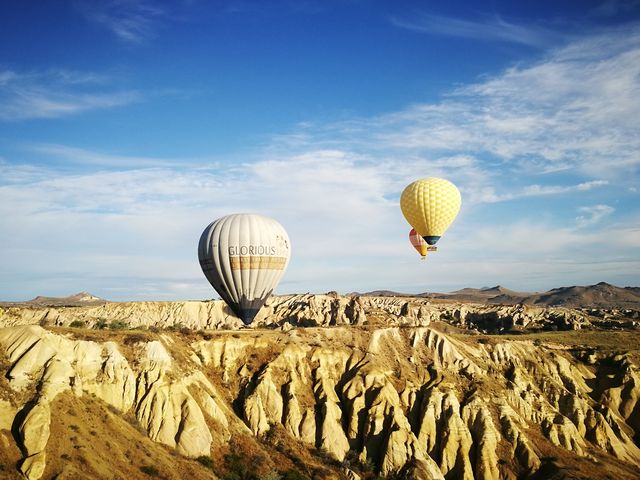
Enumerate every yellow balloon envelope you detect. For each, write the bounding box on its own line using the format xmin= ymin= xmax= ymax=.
xmin=400 ymin=178 xmax=461 ymax=245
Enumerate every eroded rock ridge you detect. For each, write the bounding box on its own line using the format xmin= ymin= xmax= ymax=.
xmin=0 ymin=294 xmax=639 ymax=479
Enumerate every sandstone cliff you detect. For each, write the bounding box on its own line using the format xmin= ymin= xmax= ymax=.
xmin=2 ymin=293 xmax=636 ymax=333
xmin=0 ymin=295 xmax=639 ymax=479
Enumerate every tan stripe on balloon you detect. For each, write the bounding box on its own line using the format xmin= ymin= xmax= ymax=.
xmin=230 ymin=256 xmax=288 ymax=271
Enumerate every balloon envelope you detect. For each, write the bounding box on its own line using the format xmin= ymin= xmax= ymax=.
xmin=198 ymin=213 xmax=291 ymax=325
xmin=409 ymin=228 xmax=428 ymax=257
xmin=400 ymin=178 xmax=461 ymax=245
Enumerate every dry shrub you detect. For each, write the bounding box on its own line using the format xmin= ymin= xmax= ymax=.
xmin=139 ymin=465 xmax=161 ymax=477
xmin=124 ymin=333 xmax=150 ymax=345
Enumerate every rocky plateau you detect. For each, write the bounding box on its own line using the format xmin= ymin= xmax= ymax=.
xmin=0 ymin=291 xmax=639 ymax=479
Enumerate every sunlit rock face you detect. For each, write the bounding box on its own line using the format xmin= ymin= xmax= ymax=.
xmin=0 ymin=294 xmax=639 ymax=479
xmin=3 ymin=292 xmax=628 ymax=332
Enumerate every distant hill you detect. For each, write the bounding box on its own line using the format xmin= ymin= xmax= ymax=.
xmin=354 ymin=285 xmax=533 ymax=303
xmin=432 ymin=286 xmax=533 ymax=304
xmin=26 ymin=292 xmax=107 ymax=307
xmin=524 ymin=282 xmax=640 ymax=309
xmin=355 ymin=282 xmax=639 ymax=308
xmin=348 ymin=290 xmax=415 ymax=297
xmin=3 ymin=283 xmax=639 ymax=309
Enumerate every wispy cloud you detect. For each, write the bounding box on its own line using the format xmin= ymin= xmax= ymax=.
xmin=576 ymin=204 xmax=615 ymax=227
xmin=589 ymin=0 xmax=640 ymax=18
xmin=390 ymin=12 xmax=567 ymax=48
xmin=28 ymin=144 xmax=185 ymax=169
xmin=79 ymin=0 xmax=167 ymax=43
xmin=0 ymin=147 xmax=632 ymax=299
xmin=0 ymin=158 xmax=52 ymax=185
xmin=2 ymin=24 xmax=640 ymax=299
xmin=220 ymin=0 xmax=343 ymax=16
xmin=0 ymin=69 xmax=139 ymax=121
xmin=284 ymin=25 xmax=640 ymax=184
xmin=477 ymin=181 xmax=609 ymax=203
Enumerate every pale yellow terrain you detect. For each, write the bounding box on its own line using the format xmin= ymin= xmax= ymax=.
xmin=0 ymin=294 xmax=639 ymax=479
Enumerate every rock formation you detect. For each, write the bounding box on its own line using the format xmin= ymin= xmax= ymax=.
xmin=4 ymin=293 xmax=633 ymax=333
xmin=0 ymin=294 xmax=639 ymax=479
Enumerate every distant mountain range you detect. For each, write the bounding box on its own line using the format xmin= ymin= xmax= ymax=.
xmin=2 ymin=282 xmax=639 ymax=309
xmin=356 ymin=282 xmax=640 ymax=308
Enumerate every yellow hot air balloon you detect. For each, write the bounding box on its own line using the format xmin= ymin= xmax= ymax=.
xmin=400 ymin=178 xmax=461 ymax=245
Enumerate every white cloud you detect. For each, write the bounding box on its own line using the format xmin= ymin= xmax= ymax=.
xmin=0 ymin=147 xmax=635 ymax=300
xmin=0 ymin=154 xmax=397 ymax=299
xmin=28 ymin=144 xmax=185 ymax=168
xmin=478 ymin=180 xmax=609 ymax=203
xmin=450 ymin=30 xmax=640 ymax=177
xmin=589 ymin=0 xmax=640 ymax=18
xmin=291 ymin=26 xmax=640 ymax=183
xmin=390 ymin=12 xmax=566 ymax=48
xmin=79 ymin=0 xmax=167 ymax=43
xmin=2 ymin=24 xmax=640 ymax=299
xmin=0 ymin=69 xmax=139 ymax=121
xmin=0 ymin=158 xmax=52 ymax=184
xmin=576 ymin=204 xmax=615 ymax=227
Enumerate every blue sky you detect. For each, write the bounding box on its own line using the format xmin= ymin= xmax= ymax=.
xmin=1 ymin=0 xmax=639 ymax=301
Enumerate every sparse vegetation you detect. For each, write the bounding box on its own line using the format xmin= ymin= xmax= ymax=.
xmin=125 ymin=413 xmax=148 ymax=436
xmin=3 ymin=293 xmax=640 ymax=480
xmin=500 ymin=330 xmax=640 ymax=352
xmin=263 ymin=471 xmax=282 ymax=480
xmin=168 ymin=322 xmax=185 ymax=331
xmin=221 ymin=451 xmax=285 ymax=480
xmin=342 ymin=449 xmax=375 ymax=475
xmin=69 ymin=320 xmax=86 ymax=328
xmin=106 ymin=404 xmax=120 ymax=415
xmin=140 ymin=465 xmax=161 ymax=477
xmin=196 ymin=455 xmax=214 ymax=470
xmin=197 ymin=329 xmax=214 ymax=340
xmin=279 ymin=470 xmax=309 ymax=480
xmin=223 ymin=452 xmax=257 ymax=480
xmin=310 ymin=467 xmax=333 ymax=478
xmin=124 ymin=333 xmax=149 ymax=345
xmin=94 ymin=318 xmax=108 ymax=329
xmin=109 ymin=320 xmax=128 ymax=330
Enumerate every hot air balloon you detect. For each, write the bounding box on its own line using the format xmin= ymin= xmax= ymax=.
xmin=198 ymin=213 xmax=291 ymax=325
xmin=409 ymin=228 xmax=430 ymax=259
xmin=400 ymin=178 xmax=461 ymax=245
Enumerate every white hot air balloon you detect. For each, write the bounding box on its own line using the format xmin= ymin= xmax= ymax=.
xmin=198 ymin=213 xmax=291 ymax=325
